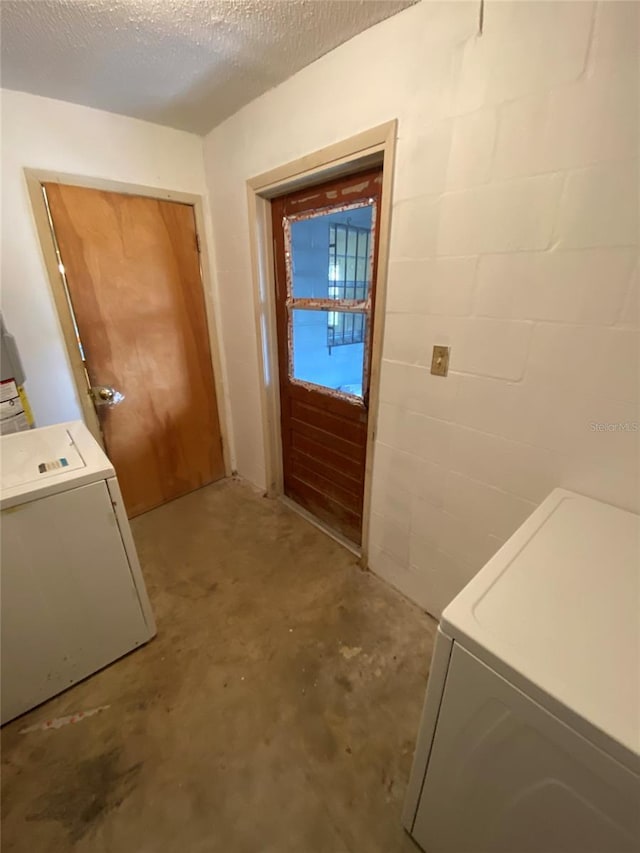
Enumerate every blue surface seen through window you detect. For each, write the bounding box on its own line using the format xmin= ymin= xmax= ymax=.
xmin=288 ymin=204 xmax=373 ymax=399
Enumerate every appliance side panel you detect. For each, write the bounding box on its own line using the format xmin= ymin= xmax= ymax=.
xmin=1 ymin=480 xmax=152 ymax=723
xmin=412 ymin=644 xmax=639 ymax=853
xmin=402 ymin=626 xmax=454 ymax=832
xmin=106 ymin=477 xmax=156 ymax=637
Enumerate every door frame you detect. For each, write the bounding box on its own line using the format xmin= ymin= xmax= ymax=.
xmin=25 ymin=168 xmax=232 ymax=477
xmin=246 ymin=120 xmax=396 ymax=562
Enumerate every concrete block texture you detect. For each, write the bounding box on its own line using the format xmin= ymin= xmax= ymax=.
xmin=204 ymin=0 xmax=639 ymax=617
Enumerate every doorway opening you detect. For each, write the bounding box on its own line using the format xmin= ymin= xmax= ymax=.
xmin=246 ymin=122 xmax=396 ymax=558
xmin=271 ymin=168 xmax=383 ymax=545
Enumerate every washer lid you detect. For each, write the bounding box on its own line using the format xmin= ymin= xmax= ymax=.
xmin=442 ymin=489 xmax=640 ymax=772
xmin=1 ymin=421 xmax=114 ymax=508
xmin=1 ymin=424 xmax=85 ymax=488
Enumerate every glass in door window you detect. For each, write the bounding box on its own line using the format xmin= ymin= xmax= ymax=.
xmin=284 ymin=201 xmax=376 ymax=401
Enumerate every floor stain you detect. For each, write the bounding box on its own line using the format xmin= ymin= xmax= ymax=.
xmin=25 ymin=747 xmax=142 ymax=843
xmin=339 ymin=645 xmax=362 ymax=660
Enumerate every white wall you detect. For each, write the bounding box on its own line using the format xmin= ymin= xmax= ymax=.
xmin=204 ymin=1 xmax=639 ymax=616
xmin=0 ymin=89 xmax=224 ymax=432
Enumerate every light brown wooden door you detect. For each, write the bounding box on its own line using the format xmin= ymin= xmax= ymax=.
xmin=271 ymin=168 xmax=383 ymax=545
xmin=44 ymin=184 xmax=225 ymax=517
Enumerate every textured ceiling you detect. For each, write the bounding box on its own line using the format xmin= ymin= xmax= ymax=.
xmin=0 ymin=0 xmax=415 ymax=134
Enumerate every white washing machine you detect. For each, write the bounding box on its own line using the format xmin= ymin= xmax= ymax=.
xmin=1 ymin=421 xmax=156 ymax=724
xmin=403 ymin=488 xmax=639 ymax=853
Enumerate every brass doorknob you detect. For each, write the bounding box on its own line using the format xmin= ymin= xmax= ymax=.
xmin=91 ymin=385 xmax=122 ymax=406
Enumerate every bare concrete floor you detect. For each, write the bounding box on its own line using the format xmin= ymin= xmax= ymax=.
xmin=2 ymin=478 xmax=436 ymax=853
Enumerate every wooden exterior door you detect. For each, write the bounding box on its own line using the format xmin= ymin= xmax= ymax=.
xmin=44 ymin=184 xmax=225 ymax=517
xmin=271 ymin=168 xmax=383 ymax=545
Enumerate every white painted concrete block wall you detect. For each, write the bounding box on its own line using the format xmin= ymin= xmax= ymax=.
xmin=204 ymin=1 xmax=639 ymax=617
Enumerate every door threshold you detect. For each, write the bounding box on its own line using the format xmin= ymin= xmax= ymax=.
xmin=279 ymin=496 xmax=362 ymax=558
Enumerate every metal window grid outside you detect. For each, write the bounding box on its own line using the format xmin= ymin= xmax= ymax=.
xmin=327 ymin=222 xmax=371 ymax=351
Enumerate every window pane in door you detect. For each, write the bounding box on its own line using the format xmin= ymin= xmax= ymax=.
xmin=291 ymin=309 xmax=366 ymax=398
xmin=287 ymin=202 xmax=374 ymax=299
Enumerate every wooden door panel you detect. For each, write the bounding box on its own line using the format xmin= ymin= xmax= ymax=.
xmin=272 ymin=168 xmax=383 ymax=544
xmin=290 ymin=433 xmax=364 ymax=483
xmin=44 ymin=184 xmax=225 ymax=517
xmin=287 ymin=418 xmax=366 ymax=463
xmin=290 ymin=398 xmax=366 ymax=446
xmin=288 ymin=476 xmax=362 ymax=543
xmin=289 ymin=449 xmax=362 ymax=497
xmin=289 ymin=456 xmax=363 ymax=513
